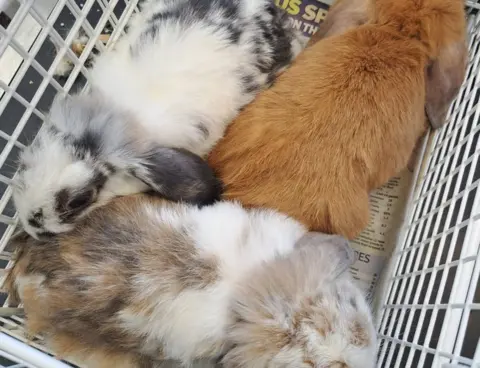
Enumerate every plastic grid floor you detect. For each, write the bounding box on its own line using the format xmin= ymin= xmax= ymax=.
xmin=376 ymin=5 xmax=480 ymax=368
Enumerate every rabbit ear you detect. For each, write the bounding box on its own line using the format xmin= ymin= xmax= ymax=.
xmin=295 ymin=232 xmax=354 ymax=279
xmin=130 ymin=147 xmax=223 ymax=206
xmin=308 ymin=0 xmax=368 ymax=45
xmin=425 ymin=41 xmax=468 ymax=130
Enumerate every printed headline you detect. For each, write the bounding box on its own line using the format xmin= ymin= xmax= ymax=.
xmin=274 ymin=0 xmax=331 ymax=38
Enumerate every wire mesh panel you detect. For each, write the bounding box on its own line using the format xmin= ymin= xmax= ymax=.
xmin=0 ymin=0 xmax=139 ymax=364
xmin=376 ymin=5 xmax=480 ymax=368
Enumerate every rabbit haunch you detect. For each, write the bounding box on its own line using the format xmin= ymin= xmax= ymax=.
xmin=12 ymin=0 xmax=305 ymax=239
xmin=5 ymin=195 xmax=377 ymax=368
xmin=208 ymin=0 xmax=467 ymax=239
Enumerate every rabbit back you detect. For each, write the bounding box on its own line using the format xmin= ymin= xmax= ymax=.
xmin=209 ymin=26 xmax=430 ymax=239
xmin=90 ymin=0 xmax=305 ymax=156
xmin=7 ymin=196 xmax=229 ymax=363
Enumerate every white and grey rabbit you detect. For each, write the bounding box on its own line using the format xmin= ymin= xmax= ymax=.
xmin=5 ymin=195 xmax=377 ymax=368
xmin=13 ymin=0 xmax=305 ymax=239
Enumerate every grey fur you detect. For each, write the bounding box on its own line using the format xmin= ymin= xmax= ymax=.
xmin=294 ymin=232 xmax=355 ymax=279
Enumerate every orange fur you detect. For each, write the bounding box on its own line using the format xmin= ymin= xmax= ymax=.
xmin=209 ymin=0 xmax=466 ymax=239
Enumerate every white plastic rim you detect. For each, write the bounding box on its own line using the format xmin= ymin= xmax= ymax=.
xmin=1 ymin=333 xmax=71 ymax=368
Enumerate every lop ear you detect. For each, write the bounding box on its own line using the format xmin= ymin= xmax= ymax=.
xmin=130 ymin=147 xmax=223 ymax=206
xmin=425 ymin=41 xmax=468 ymax=130
xmin=295 ymin=232 xmax=354 ymax=279
xmin=308 ymin=0 xmax=368 ymax=46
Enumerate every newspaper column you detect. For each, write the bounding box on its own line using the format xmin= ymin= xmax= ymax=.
xmin=274 ymin=0 xmax=331 ymax=40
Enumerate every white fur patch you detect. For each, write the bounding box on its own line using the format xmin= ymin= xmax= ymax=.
xmin=117 ymin=200 xmax=307 ymax=363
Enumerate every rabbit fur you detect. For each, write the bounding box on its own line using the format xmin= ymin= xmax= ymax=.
xmin=5 ymin=195 xmax=376 ymax=368
xmin=12 ymin=0 xmax=305 ymax=239
xmin=208 ymin=0 xmax=468 ymax=239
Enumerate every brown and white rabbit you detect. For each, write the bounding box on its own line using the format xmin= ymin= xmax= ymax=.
xmin=4 ymin=195 xmax=376 ymax=368
xmin=208 ymin=0 xmax=468 ymax=239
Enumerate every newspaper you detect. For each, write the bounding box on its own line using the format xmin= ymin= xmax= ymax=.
xmin=349 ymin=173 xmax=413 ymax=305
xmin=352 ymin=136 xmax=426 ymax=308
xmin=279 ymin=0 xmax=420 ymax=306
xmin=274 ymin=0 xmax=332 ymax=39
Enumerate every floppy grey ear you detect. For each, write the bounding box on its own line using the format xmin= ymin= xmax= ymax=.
xmin=308 ymin=0 xmax=368 ymax=45
xmin=295 ymin=232 xmax=354 ymax=279
xmin=425 ymin=41 xmax=468 ymax=130
xmin=130 ymin=147 xmax=223 ymax=206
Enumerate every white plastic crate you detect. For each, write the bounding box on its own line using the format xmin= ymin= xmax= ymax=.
xmin=0 ymin=0 xmax=478 ymax=367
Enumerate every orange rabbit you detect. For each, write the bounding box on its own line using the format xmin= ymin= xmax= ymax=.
xmin=209 ymin=0 xmax=467 ymax=239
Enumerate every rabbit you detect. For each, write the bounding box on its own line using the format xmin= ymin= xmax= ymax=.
xmin=4 ymin=194 xmax=377 ymax=368
xmin=208 ymin=0 xmax=468 ymax=240
xmin=12 ymin=0 xmax=306 ymax=239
